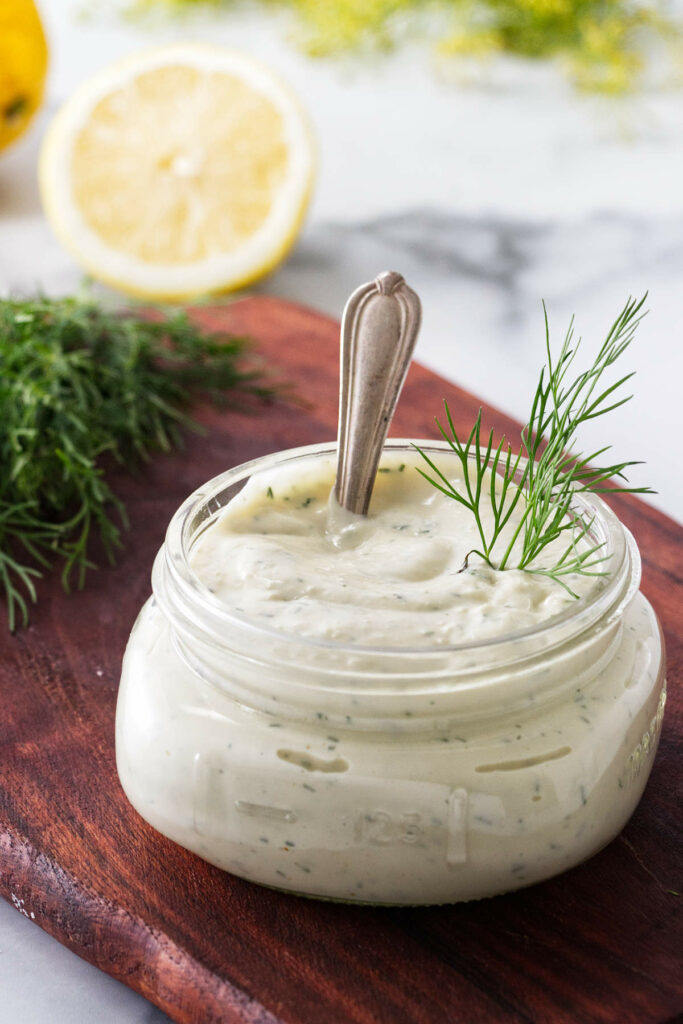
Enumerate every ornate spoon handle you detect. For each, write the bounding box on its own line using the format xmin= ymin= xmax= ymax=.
xmin=335 ymin=271 xmax=422 ymax=515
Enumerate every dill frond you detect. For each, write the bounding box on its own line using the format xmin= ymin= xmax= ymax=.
xmin=125 ymin=1 xmax=681 ymax=93
xmin=0 ymin=297 xmax=273 ymax=630
xmin=415 ymin=296 xmax=652 ymax=595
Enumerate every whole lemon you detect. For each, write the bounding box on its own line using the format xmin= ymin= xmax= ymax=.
xmin=0 ymin=0 xmax=48 ymax=153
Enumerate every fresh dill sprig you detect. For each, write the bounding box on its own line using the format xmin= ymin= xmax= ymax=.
xmin=0 ymin=296 xmax=273 ymax=630
xmin=414 ymin=296 xmax=652 ymax=597
xmin=124 ymin=0 xmax=681 ymax=94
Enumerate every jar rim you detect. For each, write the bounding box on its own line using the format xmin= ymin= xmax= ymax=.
xmin=157 ymin=440 xmax=640 ymax=662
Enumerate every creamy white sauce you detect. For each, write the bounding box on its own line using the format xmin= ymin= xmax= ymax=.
xmin=116 ymin=447 xmax=665 ymax=904
xmin=190 ymin=452 xmax=596 ymax=646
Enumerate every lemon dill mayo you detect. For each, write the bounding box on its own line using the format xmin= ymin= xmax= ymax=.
xmin=189 ymin=450 xmax=597 ymax=647
xmin=116 ymin=441 xmax=665 ymax=905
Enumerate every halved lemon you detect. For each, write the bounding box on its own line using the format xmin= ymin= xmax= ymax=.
xmin=39 ymin=45 xmax=315 ymax=300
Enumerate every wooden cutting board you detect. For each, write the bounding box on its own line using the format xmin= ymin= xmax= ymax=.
xmin=1 ymin=296 xmax=681 ymax=1024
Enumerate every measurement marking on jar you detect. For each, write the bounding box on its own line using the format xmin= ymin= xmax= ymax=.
xmin=235 ymin=800 xmax=297 ymax=823
xmin=193 ymin=753 xmax=299 ymax=833
xmin=446 ymin=788 xmax=468 ymax=866
xmin=620 ymin=682 xmax=666 ymax=787
xmin=354 ymin=811 xmax=424 ymax=845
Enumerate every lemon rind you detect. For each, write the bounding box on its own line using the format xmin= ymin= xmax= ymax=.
xmin=39 ymin=43 xmax=316 ymax=300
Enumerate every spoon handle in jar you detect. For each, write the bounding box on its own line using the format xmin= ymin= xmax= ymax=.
xmin=335 ymin=271 xmax=422 ymax=516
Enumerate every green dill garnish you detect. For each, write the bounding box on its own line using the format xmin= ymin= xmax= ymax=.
xmin=414 ymin=296 xmax=652 ymax=597
xmin=0 ymin=296 xmax=273 ymax=630
xmin=266 ymin=486 xmax=274 ymax=499
xmin=127 ymin=0 xmax=681 ymax=93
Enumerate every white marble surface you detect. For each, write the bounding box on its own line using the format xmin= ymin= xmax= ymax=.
xmin=1 ymin=1 xmax=682 ymax=1022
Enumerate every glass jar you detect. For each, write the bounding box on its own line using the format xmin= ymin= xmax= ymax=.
xmin=115 ymin=441 xmax=666 ymax=905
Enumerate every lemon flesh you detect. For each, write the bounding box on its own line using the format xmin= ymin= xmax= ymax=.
xmin=40 ymin=46 xmax=315 ymax=300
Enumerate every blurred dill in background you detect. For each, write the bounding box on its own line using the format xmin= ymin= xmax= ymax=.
xmin=126 ymin=0 xmax=682 ymax=93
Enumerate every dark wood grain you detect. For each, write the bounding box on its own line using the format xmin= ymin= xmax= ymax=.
xmin=1 ymin=296 xmax=681 ymax=1024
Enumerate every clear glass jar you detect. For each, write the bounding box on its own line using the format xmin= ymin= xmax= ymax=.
xmin=116 ymin=441 xmax=666 ymax=905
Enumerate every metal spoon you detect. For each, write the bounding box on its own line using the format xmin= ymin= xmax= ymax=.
xmin=334 ymin=271 xmax=422 ymax=516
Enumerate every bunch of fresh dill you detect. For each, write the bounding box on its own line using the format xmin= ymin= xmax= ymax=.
xmin=126 ymin=0 xmax=680 ymax=93
xmin=415 ymin=296 xmax=652 ymax=596
xmin=0 ymin=297 xmax=271 ymax=630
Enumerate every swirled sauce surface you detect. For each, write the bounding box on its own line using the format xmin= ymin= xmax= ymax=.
xmin=190 ymin=451 xmax=596 ymax=646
